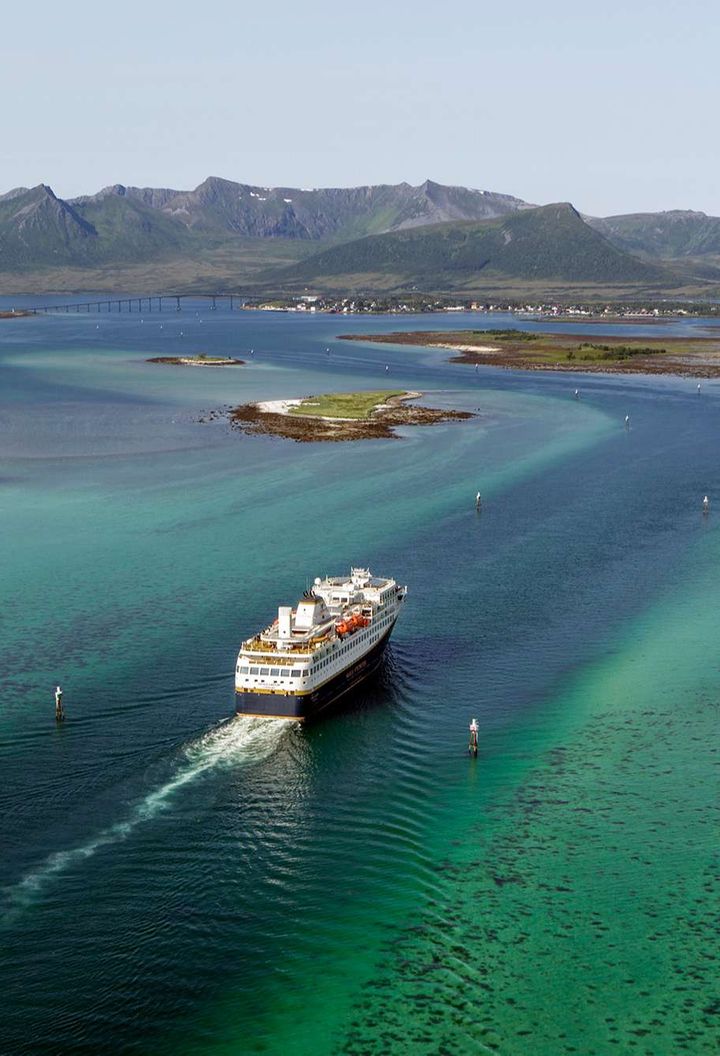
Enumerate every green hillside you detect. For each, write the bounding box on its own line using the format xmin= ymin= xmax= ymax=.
xmin=71 ymin=190 xmax=201 ymax=260
xmin=275 ymin=203 xmax=670 ymax=290
xmin=589 ymin=210 xmax=720 ymax=260
xmin=0 ymin=184 xmax=205 ymax=270
xmin=0 ymin=186 xmax=97 ymax=269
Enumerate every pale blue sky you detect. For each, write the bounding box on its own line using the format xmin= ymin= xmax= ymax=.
xmin=2 ymin=0 xmax=718 ymax=216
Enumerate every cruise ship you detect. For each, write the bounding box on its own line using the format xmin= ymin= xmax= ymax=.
xmin=235 ymin=568 xmax=407 ymax=720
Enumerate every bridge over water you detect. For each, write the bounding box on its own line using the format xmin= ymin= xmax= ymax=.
xmin=23 ymin=294 xmax=242 ymax=314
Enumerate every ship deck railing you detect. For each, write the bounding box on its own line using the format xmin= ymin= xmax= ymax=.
xmin=243 ymin=638 xmax=327 ymax=655
xmin=243 ymin=616 xmax=379 ymax=655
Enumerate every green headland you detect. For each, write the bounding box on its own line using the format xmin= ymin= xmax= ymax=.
xmin=341 ymin=328 xmax=720 ymax=376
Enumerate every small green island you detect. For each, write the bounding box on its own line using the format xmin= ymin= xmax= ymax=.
xmin=340 ymin=328 xmax=720 ymax=377
xmin=229 ymin=390 xmax=474 ymax=442
xmin=148 ymin=354 xmax=245 ymax=367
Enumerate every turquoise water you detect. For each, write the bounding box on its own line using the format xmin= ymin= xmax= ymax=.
xmin=1 ymin=304 xmax=718 ymax=1054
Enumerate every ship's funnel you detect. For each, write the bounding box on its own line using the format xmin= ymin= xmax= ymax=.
xmin=295 ymin=597 xmax=328 ymax=630
xmin=278 ymin=606 xmax=292 ymax=640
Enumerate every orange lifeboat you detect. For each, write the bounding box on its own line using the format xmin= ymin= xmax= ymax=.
xmin=336 ymin=613 xmax=369 ymax=637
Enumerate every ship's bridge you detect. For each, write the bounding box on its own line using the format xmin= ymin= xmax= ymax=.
xmin=243 ymin=568 xmax=404 ymax=655
xmin=311 ymin=568 xmax=398 ymax=609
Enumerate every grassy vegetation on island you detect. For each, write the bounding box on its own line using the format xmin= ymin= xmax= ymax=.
xmin=147 ymin=354 xmax=244 ymax=366
xmin=340 ymin=328 xmax=720 ymax=377
xmin=228 ymin=390 xmax=474 ymax=442
xmin=288 ymin=390 xmax=403 ymax=419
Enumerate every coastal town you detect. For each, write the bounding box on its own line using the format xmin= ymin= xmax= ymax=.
xmin=246 ymin=294 xmax=718 ymax=319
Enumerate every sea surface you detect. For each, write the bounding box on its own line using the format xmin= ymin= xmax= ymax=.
xmin=1 ymin=302 xmax=718 ymax=1055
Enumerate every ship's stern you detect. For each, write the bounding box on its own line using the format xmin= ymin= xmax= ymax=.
xmin=235 ymin=690 xmax=312 ymax=721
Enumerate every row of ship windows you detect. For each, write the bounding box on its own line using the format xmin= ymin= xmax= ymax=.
xmin=238 ymin=666 xmax=302 ymax=677
xmin=333 ymin=633 xmax=366 ymax=659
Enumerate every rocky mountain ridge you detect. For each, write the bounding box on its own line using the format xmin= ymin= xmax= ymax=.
xmin=0 ymin=176 xmax=718 ymax=294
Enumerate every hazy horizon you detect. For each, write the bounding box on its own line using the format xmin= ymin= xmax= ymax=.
xmin=3 ymin=0 xmax=718 ymax=217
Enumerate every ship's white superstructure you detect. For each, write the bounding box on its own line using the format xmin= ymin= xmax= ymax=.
xmin=235 ymin=568 xmax=407 ymax=719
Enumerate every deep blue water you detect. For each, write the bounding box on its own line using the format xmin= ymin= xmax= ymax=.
xmin=1 ymin=304 xmax=719 ymax=1055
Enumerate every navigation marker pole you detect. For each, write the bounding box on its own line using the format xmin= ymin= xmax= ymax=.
xmin=468 ymin=718 xmax=479 ymax=756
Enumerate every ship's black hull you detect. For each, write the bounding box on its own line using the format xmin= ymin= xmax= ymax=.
xmin=235 ymin=627 xmax=394 ymax=721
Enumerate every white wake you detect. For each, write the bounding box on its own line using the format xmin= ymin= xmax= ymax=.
xmin=3 ymin=716 xmax=288 ymax=920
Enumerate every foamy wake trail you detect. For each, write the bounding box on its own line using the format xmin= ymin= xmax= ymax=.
xmin=3 ymin=716 xmax=288 ymax=921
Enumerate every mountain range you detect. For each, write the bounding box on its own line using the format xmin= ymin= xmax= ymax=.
xmin=1 ymin=177 xmax=719 ymax=296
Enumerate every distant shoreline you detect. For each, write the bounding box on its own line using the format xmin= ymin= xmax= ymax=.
xmin=339 ymin=329 xmax=720 ymax=378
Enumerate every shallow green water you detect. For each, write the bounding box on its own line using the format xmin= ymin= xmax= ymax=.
xmin=326 ymin=545 xmax=720 ymax=1056
xmin=1 ymin=304 xmax=718 ymax=1054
